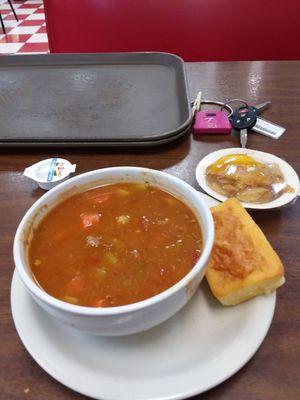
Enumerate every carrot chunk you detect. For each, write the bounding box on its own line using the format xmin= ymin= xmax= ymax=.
xmin=53 ymin=230 xmax=66 ymax=241
xmin=91 ymin=298 xmax=107 ymax=307
xmin=80 ymin=213 xmax=100 ymax=228
xmin=66 ymin=275 xmax=86 ymax=293
xmin=192 ymin=249 xmax=202 ymax=265
xmin=152 ymin=232 xmax=170 ymax=246
xmin=85 ymin=192 xmax=111 ymax=204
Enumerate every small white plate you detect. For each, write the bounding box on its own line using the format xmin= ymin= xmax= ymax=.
xmin=196 ymin=148 xmax=299 ymax=209
xmin=11 ymin=193 xmax=276 ymax=400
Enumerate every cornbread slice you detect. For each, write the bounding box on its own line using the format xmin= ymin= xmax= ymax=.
xmin=206 ymin=198 xmax=285 ymax=306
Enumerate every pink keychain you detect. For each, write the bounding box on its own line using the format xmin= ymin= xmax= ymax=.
xmin=192 ymin=94 xmax=233 ymax=135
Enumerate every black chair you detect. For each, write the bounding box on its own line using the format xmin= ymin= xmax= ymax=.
xmin=0 ymin=0 xmax=19 ymax=34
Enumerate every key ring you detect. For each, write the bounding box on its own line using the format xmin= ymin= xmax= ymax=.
xmin=191 ymin=95 xmax=234 ymax=117
xmin=200 ymin=100 xmax=234 ymax=117
xmin=220 ymin=99 xmax=248 ymax=115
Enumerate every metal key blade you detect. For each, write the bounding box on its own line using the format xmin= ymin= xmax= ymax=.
xmin=192 ymin=91 xmax=202 ymax=116
xmin=240 ymin=129 xmax=247 ymax=148
xmin=254 ymin=100 xmax=271 ymax=115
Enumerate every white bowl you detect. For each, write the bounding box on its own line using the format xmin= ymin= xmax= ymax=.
xmin=196 ymin=148 xmax=299 ymax=210
xmin=13 ymin=167 xmax=214 ymax=336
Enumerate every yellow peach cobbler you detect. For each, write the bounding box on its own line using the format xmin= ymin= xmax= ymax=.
xmin=205 ymin=154 xmax=294 ymax=204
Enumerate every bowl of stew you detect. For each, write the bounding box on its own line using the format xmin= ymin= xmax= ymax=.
xmin=14 ymin=167 xmax=214 ymax=336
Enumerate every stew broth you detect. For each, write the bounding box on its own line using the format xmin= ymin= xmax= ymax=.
xmin=29 ymin=183 xmax=202 ymax=307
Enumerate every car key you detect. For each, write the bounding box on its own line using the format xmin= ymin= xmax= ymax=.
xmin=252 ymin=100 xmax=271 ymax=116
xmin=230 ymin=105 xmax=257 ymax=148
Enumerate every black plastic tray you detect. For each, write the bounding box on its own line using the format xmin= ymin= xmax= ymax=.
xmin=0 ymin=52 xmax=192 ymax=146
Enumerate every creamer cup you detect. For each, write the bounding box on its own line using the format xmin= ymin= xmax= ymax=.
xmin=24 ymin=158 xmax=76 ymax=190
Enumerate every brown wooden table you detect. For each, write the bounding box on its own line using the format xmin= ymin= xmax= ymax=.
xmin=0 ymin=61 xmax=299 ymax=400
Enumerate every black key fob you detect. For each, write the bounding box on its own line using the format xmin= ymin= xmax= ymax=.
xmin=230 ymin=106 xmax=257 ymax=130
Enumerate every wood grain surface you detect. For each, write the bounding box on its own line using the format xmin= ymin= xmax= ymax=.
xmin=0 ymin=61 xmax=299 ymax=400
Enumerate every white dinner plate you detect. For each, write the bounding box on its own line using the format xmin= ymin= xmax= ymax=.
xmin=196 ymin=148 xmax=299 ymax=209
xmin=11 ymin=193 xmax=276 ymax=400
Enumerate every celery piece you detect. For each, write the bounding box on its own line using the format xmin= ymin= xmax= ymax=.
xmin=94 ymin=267 xmax=107 ymax=279
xmin=134 ymin=183 xmax=148 ymax=191
xmin=116 ymin=188 xmax=130 ymax=196
xmin=63 ymin=296 xmax=78 ymax=305
xmin=105 ymin=251 xmax=118 ymax=265
xmin=116 ymin=215 xmax=130 ymax=225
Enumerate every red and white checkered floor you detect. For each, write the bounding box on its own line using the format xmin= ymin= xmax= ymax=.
xmin=0 ymin=0 xmax=48 ymax=54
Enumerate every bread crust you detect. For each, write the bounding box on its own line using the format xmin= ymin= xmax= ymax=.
xmin=206 ymin=198 xmax=285 ymax=306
